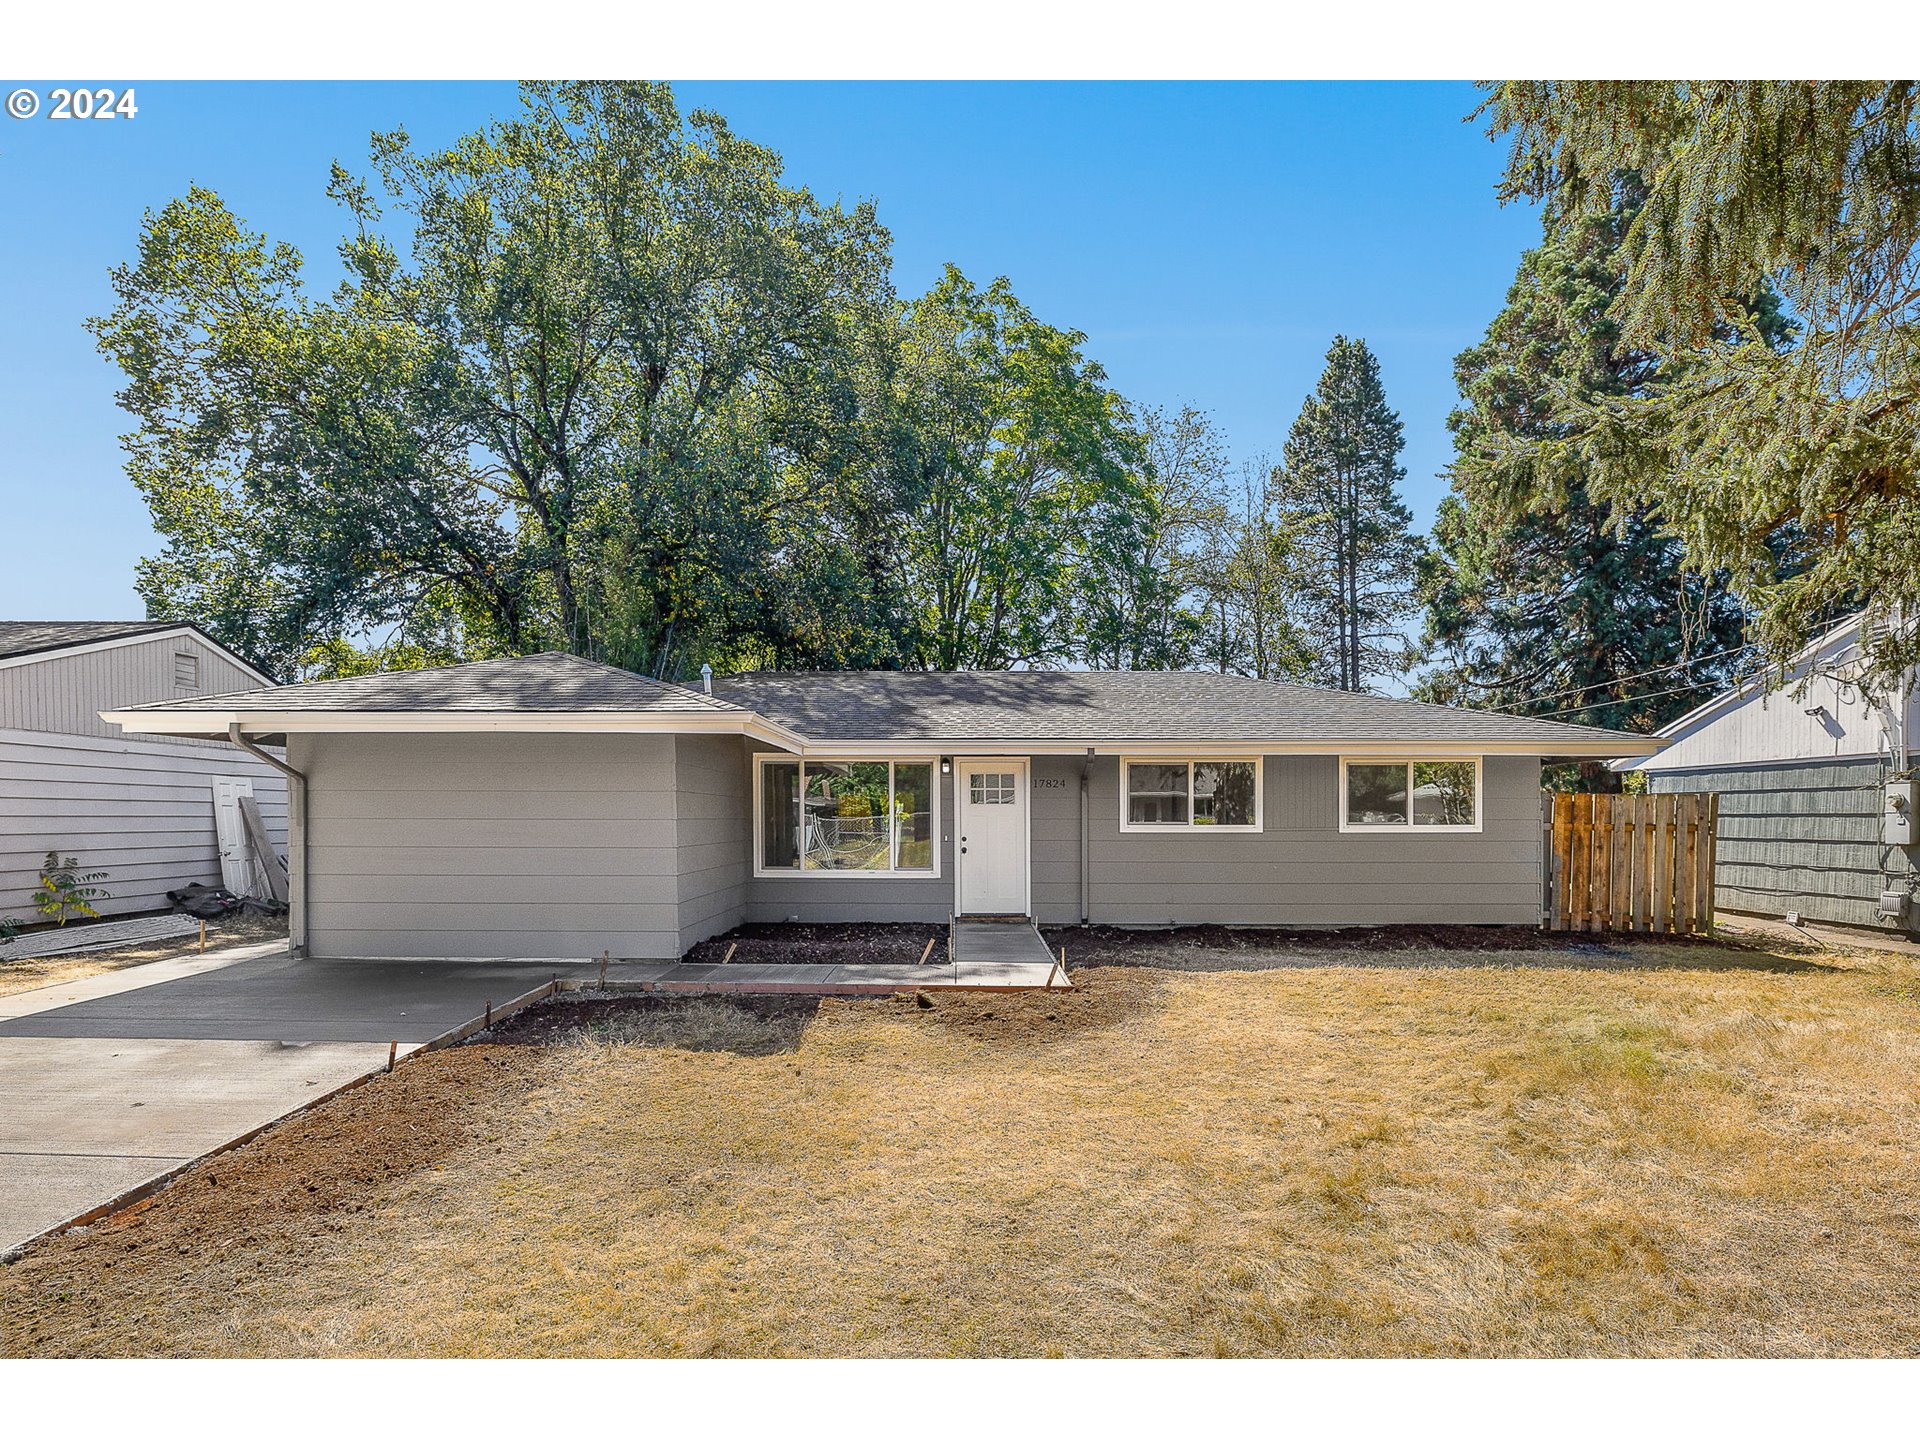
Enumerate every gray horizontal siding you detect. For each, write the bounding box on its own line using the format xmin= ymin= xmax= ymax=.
xmin=1650 ymin=758 xmax=1913 ymax=932
xmin=294 ymin=732 xmax=688 ymax=960
xmin=1 ymin=727 xmax=287 ymax=922
xmin=1064 ymin=754 xmax=1542 ymax=927
xmin=745 ymin=752 xmax=1543 ymax=928
xmin=673 ymin=735 xmax=749 ymax=951
xmin=1 ymin=632 xmax=264 ymax=741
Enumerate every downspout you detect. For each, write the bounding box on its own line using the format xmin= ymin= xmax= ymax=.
xmin=227 ymin=723 xmax=309 ymax=957
xmin=1080 ymin=747 xmax=1093 ymax=925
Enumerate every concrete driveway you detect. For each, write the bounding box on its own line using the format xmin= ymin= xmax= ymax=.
xmin=0 ymin=948 xmax=592 ymax=1253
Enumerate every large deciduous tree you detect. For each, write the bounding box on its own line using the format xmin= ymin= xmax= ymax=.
xmin=1477 ymin=80 xmax=1920 ymax=685
xmin=1419 ymin=188 xmax=1785 ymax=757
xmin=90 ymin=81 xmax=906 ymax=680
xmin=1272 ymin=336 xmax=1423 ymax=691
xmin=893 ymin=266 xmax=1148 ymax=670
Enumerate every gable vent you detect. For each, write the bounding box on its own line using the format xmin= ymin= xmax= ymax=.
xmin=174 ymin=652 xmax=199 ymax=691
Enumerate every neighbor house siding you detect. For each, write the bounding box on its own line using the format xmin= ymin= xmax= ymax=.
xmin=0 ymin=727 xmax=288 ymax=923
xmin=1 ymin=633 xmax=265 ymax=742
xmin=1650 ymin=757 xmax=1914 ymax=934
xmin=293 ymin=731 xmax=687 ymax=959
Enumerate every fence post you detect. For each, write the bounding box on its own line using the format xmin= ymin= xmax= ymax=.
xmin=1551 ymin=793 xmax=1573 ymax=931
xmin=1699 ymin=794 xmax=1719 ymax=934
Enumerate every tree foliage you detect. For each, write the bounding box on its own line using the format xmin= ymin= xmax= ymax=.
xmin=92 ymin=82 xmax=909 ymax=680
xmin=1272 ymin=337 xmax=1423 ymax=691
xmin=893 ymin=267 xmax=1148 ymax=669
xmin=1478 ymin=81 xmax=1920 ymax=686
xmin=1420 ymin=187 xmax=1783 ymax=754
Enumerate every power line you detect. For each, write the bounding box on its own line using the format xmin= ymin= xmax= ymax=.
xmin=1527 ymin=673 xmax=1751 ymax=721
xmin=1472 ymin=642 xmax=1754 ymax=713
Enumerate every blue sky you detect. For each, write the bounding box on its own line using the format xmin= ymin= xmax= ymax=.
xmin=0 ymin=80 xmax=1541 ymax=620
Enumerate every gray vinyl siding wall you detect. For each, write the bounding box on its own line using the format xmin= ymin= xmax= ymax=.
xmin=1 ymin=727 xmax=288 ymax=923
xmin=674 ymin=734 xmax=751 ymax=952
xmin=1068 ymin=754 xmax=1541 ymax=927
xmin=294 ymin=731 xmax=751 ymax=960
xmin=1 ymin=633 xmax=265 ymax=742
xmin=739 ymin=751 xmax=1543 ymax=928
xmin=1650 ymin=757 xmax=1915 ymax=934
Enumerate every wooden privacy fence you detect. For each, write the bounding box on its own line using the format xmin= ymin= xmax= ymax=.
xmin=1544 ymin=792 xmax=1719 ymax=934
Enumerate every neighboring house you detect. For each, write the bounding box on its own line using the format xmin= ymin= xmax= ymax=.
xmin=1618 ymin=615 xmax=1918 ymax=939
xmin=1 ymin=621 xmax=290 ymax=925
xmin=106 ymin=654 xmax=1655 ymax=960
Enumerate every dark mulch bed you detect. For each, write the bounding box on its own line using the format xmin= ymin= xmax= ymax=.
xmin=683 ymin=922 xmax=944 ymax=967
xmin=1040 ymin=922 xmax=1816 ymax=973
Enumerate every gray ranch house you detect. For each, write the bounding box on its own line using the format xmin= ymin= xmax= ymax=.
xmin=106 ymin=655 xmax=1656 ymax=960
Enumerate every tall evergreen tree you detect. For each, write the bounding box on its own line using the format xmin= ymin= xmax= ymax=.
xmin=1419 ymin=191 xmax=1785 ymax=771
xmin=1273 ymin=337 xmax=1422 ymax=691
xmin=1478 ymin=81 xmax=1920 ymax=684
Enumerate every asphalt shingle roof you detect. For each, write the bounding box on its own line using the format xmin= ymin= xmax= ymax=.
xmin=0 ymin=620 xmax=188 ymax=662
xmin=121 ymin=651 xmax=740 ymax=714
xmin=714 ymin=669 xmax=1639 ymax=748
xmin=112 ymin=653 xmax=1648 ymax=752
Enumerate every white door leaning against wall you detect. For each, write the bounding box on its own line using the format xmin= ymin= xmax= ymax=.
xmin=956 ymin=760 xmax=1029 ymax=916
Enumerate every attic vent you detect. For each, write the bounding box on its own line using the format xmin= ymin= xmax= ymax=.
xmin=173 ymin=652 xmax=199 ymax=691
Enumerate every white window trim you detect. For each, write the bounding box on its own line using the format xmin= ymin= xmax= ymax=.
xmin=752 ymin=752 xmax=943 ymax=879
xmin=1337 ymin=756 xmax=1484 ymax=834
xmin=1119 ymin=755 xmax=1264 ymax=834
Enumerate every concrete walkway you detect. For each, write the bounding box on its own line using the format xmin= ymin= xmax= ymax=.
xmin=0 ymin=946 xmax=593 ymax=1254
xmin=951 ymin=918 xmax=1059 ymax=965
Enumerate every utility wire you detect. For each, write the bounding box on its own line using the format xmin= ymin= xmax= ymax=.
xmin=1472 ymin=642 xmax=1755 ymax=713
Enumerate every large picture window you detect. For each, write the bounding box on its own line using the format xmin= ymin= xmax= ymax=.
xmin=1121 ymin=758 xmax=1261 ymax=832
xmin=1340 ymin=758 xmax=1481 ymax=832
xmin=756 ymin=757 xmax=938 ymax=875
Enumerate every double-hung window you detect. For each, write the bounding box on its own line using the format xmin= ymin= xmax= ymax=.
xmin=1339 ymin=758 xmax=1481 ymax=832
xmin=756 ymin=757 xmax=938 ymax=875
xmin=1121 ymin=758 xmax=1262 ymax=832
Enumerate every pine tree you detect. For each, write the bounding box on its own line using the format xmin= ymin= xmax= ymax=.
xmin=1421 ymin=186 xmax=1793 ymax=783
xmin=1478 ymin=81 xmax=1920 ymax=684
xmin=1273 ymin=337 xmax=1423 ymax=692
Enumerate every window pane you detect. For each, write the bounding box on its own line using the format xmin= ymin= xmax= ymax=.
xmin=1127 ymin=763 xmax=1190 ymax=825
xmin=1345 ymin=763 xmax=1408 ymax=826
xmin=761 ymin=761 xmax=800 ymax=869
xmin=803 ymin=761 xmax=892 ymax=869
xmin=893 ymin=763 xmax=935 ymax=871
xmin=1194 ymin=761 xmax=1257 ymax=827
xmin=968 ymin=772 xmax=1016 ymax=804
xmin=1412 ymin=761 xmax=1476 ymax=826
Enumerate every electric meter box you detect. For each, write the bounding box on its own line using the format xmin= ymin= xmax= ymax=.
xmin=1889 ymin=780 xmax=1919 ymax=847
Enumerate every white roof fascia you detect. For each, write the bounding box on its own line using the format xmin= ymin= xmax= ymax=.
xmin=102 ymin=707 xmax=808 ymax=752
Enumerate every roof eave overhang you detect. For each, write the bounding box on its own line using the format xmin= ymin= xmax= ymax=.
xmin=103 ymin=709 xmax=1660 ymax=760
xmin=101 ymin=708 xmax=807 ymax=752
xmin=793 ymin=736 xmax=1664 ymax=759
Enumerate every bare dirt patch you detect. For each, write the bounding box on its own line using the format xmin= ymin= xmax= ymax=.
xmin=4 ymin=930 xmax=1917 ymax=1358
xmin=0 ymin=912 xmax=288 ymax=999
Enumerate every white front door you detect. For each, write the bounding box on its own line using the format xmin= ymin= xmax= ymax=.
xmin=956 ymin=760 xmax=1029 ymax=916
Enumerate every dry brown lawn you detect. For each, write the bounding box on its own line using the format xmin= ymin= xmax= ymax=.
xmin=4 ymin=929 xmax=1918 ymax=1357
